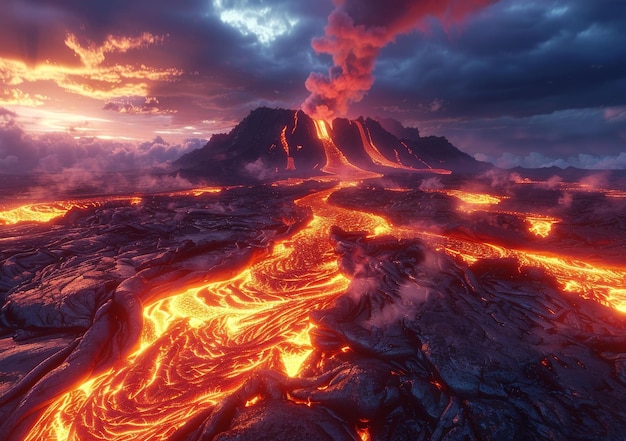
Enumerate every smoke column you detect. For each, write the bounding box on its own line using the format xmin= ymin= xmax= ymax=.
xmin=302 ymin=0 xmax=497 ymax=121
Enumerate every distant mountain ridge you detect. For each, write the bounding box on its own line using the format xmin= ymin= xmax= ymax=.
xmin=173 ymin=107 xmax=490 ymax=183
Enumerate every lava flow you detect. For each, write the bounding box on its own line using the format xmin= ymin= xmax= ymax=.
xmin=313 ymin=119 xmax=378 ymax=179
xmin=22 ymin=185 xmax=391 ymax=441
xmin=525 ymin=215 xmax=559 ymax=238
xmin=436 ymin=235 xmax=626 ymax=310
xmin=0 ymin=198 xmax=144 ymax=226
xmin=0 ymin=202 xmax=86 ymax=225
xmin=353 ymin=120 xmax=415 ymax=171
xmin=3 ymin=117 xmax=626 ymax=440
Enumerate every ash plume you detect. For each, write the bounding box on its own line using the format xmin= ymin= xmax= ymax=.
xmin=301 ymin=0 xmax=496 ymax=121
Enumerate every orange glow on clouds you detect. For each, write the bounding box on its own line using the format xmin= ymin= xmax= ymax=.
xmin=1 ymin=32 xmax=180 ymax=100
xmin=63 ymin=33 xmax=166 ymax=68
xmin=0 ymin=36 xmax=181 ymax=102
xmin=0 ymin=32 xmax=183 ymax=138
xmin=0 ymin=88 xmax=47 ymax=107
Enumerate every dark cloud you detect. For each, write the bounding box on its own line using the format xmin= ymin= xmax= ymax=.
xmin=430 ymin=106 xmax=626 ymax=167
xmin=349 ymin=0 xmax=626 ymax=161
xmin=0 ymin=0 xmax=329 ymax=125
xmin=366 ymin=0 xmax=626 ymax=118
xmin=115 ymin=1 xmax=332 ymax=126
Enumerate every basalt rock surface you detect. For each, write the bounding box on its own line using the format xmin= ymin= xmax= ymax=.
xmin=175 ymin=179 xmax=626 ymax=441
xmin=180 ymin=226 xmax=626 ymax=441
xmin=328 ymin=181 xmax=626 ymax=266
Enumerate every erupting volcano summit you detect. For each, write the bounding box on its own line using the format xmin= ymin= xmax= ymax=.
xmin=173 ymin=107 xmax=489 ymax=184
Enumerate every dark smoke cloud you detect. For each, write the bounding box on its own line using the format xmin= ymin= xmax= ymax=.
xmin=301 ymin=0 xmax=497 ymax=120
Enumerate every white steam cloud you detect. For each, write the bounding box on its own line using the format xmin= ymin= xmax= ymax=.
xmin=0 ymin=108 xmax=204 ymax=175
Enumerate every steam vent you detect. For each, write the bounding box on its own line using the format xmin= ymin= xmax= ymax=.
xmin=2 ymin=108 xmax=626 ymax=440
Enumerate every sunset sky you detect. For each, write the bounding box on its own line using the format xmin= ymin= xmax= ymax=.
xmin=1 ymin=0 xmax=625 ymax=173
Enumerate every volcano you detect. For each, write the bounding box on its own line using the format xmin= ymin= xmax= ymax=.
xmin=173 ymin=107 xmax=490 ymax=184
xmin=1 ymin=108 xmax=626 ymax=440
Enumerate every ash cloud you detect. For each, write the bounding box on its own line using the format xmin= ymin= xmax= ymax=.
xmin=301 ymin=0 xmax=497 ymax=120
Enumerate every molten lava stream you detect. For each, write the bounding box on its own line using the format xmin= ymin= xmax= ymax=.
xmin=313 ymin=119 xmax=378 ymax=179
xmin=25 ymin=185 xmax=392 ymax=441
xmin=353 ymin=119 xmax=415 ymax=171
xmin=0 ymin=201 xmax=91 ymax=225
xmin=0 ymin=196 xmax=146 ymax=226
xmin=434 ymin=235 xmax=626 ymax=311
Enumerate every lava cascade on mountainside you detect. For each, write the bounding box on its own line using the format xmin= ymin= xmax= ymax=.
xmin=313 ymin=119 xmax=377 ymax=179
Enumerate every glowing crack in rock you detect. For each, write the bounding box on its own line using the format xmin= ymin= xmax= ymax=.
xmin=280 ymin=125 xmax=296 ymax=171
xmin=526 ymin=215 xmax=559 ymax=238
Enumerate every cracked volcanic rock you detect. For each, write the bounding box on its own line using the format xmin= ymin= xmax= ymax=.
xmin=304 ymin=228 xmax=626 ymax=440
xmin=177 ymin=226 xmax=626 ymax=441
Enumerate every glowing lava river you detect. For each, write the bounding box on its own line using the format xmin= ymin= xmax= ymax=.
xmin=27 ymin=186 xmax=392 ymax=441
xmin=2 ymin=177 xmax=626 ymax=441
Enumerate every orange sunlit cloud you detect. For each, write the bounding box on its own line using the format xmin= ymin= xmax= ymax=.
xmin=0 ymin=88 xmax=48 ymax=107
xmin=0 ymin=32 xmax=182 ymax=107
xmin=63 ymin=33 xmax=166 ymax=67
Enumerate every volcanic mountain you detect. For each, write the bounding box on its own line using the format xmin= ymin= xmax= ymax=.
xmin=173 ymin=107 xmax=490 ymax=183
